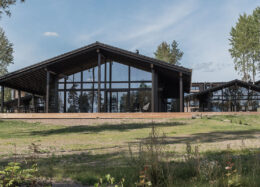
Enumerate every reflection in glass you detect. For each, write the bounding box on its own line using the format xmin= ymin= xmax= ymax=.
xmin=131 ymin=67 xmax=151 ymax=81
xmin=58 ymin=92 xmax=64 ymax=113
xmin=78 ymin=91 xmax=91 ymax=112
xmin=131 ymin=82 xmax=151 ymax=88
xmin=112 ymin=62 xmax=128 ymax=81
xmin=130 ymin=90 xmax=151 ymax=112
xmin=194 ymin=85 xmax=260 ymax=112
xmin=167 ymin=98 xmax=178 ymax=112
xmin=111 ymin=83 xmax=129 ymax=89
xmin=58 ymin=60 xmax=153 ymax=113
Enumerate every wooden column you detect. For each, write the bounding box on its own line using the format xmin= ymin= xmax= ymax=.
xmin=32 ymin=94 xmax=35 ymax=112
xmin=80 ymin=71 xmax=83 ymax=96
xmin=45 ymin=70 xmax=50 ymax=113
xmin=97 ymin=50 xmax=101 ymax=113
xmin=128 ymin=66 xmax=131 ymax=112
xmin=234 ymin=83 xmax=237 ymax=112
xmin=151 ymin=65 xmax=158 ymax=112
xmin=221 ymin=88 xmax=224 ymax=111
xmin=18 ymin=90 xmax=21 ymax=113
xmin=104 ymin=60 xmax=107 ymax=112
xmin=1 ymin=86 xmax=4 ymax=113
xmin=248 ymin=86 xmax=250 ymax=111
xmin=179 ymin=72 xmax=183 ymax=112
xmin=64 ymin=77 xmax=67 ymax=113
xmin=109 ymin=61 xmax=112 ymax=112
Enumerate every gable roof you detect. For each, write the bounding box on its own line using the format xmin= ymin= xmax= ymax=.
xmin=0 ymin=42 xmax=192 ymax=95
xmin=186 ymin=79 xmax=260 ymax=99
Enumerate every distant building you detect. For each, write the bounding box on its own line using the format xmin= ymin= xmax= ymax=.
xmin=186 ymin=80 xmax=260 ymax=112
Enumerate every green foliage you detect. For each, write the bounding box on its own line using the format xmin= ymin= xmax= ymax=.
xmin=67 ymin=83 xmax=79 ymax=112
xmin=154 ymin=40 xmax=184 ymax=65
xmin=94 ymin=174 xmax=125 ymax=187
xmin=229 ymin=7 xmax=260 ymax=82
xmin=0 ymin=0 xmax=25 ymax=18
xmin=0 ymin=162 xmax=38 ymax=187
xmin=0 ymin=28 xmax=13 ymax=76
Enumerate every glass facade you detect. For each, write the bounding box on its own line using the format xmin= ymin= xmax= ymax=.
xmin=58 ymin=61 xmax=152 ymax=113
xmin=198 ymin=85 xmax=260 ymax=112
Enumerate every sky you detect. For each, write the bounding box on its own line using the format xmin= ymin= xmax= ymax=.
xmin=0 ymin=0 xmax=259 ymax=82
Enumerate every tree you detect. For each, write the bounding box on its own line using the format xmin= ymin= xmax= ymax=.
xmin=78 ymin=93 xmax=90 ymax=112
xmin=154 ymin=42 xmax=171 ymax=63
xmin=67 ymin=83 xmax=79 ymax=112
xmin=0 ymin=0 xmax=25 ymax=18
xmin=229 ymin=14 xmax=251 ymax=82
xmin=0 ymin=28 xmax=13 ymax=75
xmin=251 ymin=7 xmax=260 ymax=82
xmin=229 ymin=7 xmax=260 ymax=83
xmin=0 ymin=0 xmax=25 ymax=104
xmin=154 ymin=40 xmax=184 ymax=65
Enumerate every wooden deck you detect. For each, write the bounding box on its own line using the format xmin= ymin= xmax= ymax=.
xmin=0 ymin=112 xmax=259 ymax=119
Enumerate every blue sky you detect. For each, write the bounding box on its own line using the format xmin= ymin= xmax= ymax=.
xmin=1 ymin=0 xmax=259 ymax=82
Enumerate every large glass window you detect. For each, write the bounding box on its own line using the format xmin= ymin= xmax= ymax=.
xmin=57 ymin=61 xmax=152 ymax=113
xmin=204 ymin=85 xmax=260 ymax=112
xmin=131 ymin=67 xmax=151 ymax=81
xmin=112 ymin=62 xmax=128 ymax=81
xmin=129 ymin=90 xmax=151 ymax=112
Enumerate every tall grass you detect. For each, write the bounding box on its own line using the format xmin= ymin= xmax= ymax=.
xmin=1 ymin=125 xmax=260 ymax=186
xmin=127 ymin=126 xmax=260 ymax=187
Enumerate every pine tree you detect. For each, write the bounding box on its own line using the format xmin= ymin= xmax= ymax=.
xmin=154 ymin=40 xmax=183 ymax=65
xmin=170 ymin=40 xmax=184 ymax=66
xmin=154 ymin=42 xmax=171 ymax=63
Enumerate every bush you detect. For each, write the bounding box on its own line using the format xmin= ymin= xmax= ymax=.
xmin=0 ymin=162 xmax=38 ymax=187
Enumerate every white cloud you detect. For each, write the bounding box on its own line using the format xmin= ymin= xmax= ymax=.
xmin=43 ymin=32 xmax=59 ymax=37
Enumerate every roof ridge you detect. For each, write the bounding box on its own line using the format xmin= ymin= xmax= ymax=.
xmin=0 ymin=41 xmax=192 ymax=81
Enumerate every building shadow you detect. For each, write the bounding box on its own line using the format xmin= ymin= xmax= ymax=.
xmin=30 ymin=121 xmax=186 ymax=136
xmin=135 ymin=129 xmax=260 ymax=144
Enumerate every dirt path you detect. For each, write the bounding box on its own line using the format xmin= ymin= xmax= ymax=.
xmin=14 ymin=118 xmax=171 ymax=126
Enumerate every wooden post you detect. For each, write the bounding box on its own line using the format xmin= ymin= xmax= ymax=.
xmin=64 ymin=77 xmax=67 ymax=113
xmin=248 ymin=86 xmax=250 ymax=111
xmin=18 ymin=90 xmax=21 ymax=113
xmin=109 ymin=61 xmax=112 ymax=112
xmin=234 ymin=83 xmax=237 ymax=112
xmin=1 ymin=86 xmax=3 ymax=112
xmin=104 ymin=60 xmax=107 ymax=112
xmin=221 ymin=88 xmax=224 ymax=111
xmin=179 ymin=72 xmax=183 ymax=112
xmin=128 ymin=65 xmax=131 ymax=112
xmin=45 ymin=70 xmax=50 ymax=113
xmin=80 ymin=71 xmax=83 ymax=96
xmin=32 ymin=94 xmax=35 ymax=112
xmin=151 ymin=64 xmax=158 ymax=112
xmin=97 ymin=50 xmax=101 ymax=113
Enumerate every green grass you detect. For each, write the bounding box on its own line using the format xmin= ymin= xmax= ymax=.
xmin=0 ymin=114 xmax=260 ymax=186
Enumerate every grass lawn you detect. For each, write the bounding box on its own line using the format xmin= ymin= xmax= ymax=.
xmin=0 ymin=114 xmax=260 ymax=186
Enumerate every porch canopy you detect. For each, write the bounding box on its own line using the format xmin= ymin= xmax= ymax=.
xmin=0 ymin=42 xmax=192 ymax=112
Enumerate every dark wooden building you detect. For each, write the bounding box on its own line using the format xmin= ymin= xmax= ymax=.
xmin=0 ymin=42 xmax=192 ymax=113
xmin=186 ymin=79 xmax=260 ymax=112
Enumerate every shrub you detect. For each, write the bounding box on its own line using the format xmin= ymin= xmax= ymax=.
xmin=0 ymin=162 xmax=38 ymax=187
